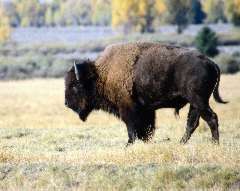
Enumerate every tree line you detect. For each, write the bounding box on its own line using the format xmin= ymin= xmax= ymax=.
xmin=0 ymin=0 xmax=240 ymax=41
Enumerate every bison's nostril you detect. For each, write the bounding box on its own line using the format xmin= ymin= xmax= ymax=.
xmin=65 ymin=101 xmax=68 ymax=107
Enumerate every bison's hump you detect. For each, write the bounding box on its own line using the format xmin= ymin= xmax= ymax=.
xmin=95 ymin=42 xmax=154 ymax=106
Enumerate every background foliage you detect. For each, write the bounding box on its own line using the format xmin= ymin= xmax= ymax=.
xmin=0 ymin=4 xmax=11 ymax=42
xmin=1 ymin=0 xmax=240 ymax=38
xmin=195 ymin=26 xmax=219 ymax=57
xmin=0 ymin=0 xmax=240 ymax=78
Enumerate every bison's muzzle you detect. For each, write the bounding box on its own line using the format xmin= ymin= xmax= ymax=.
xmin=78 ymin=109 xmax=89 ymax=121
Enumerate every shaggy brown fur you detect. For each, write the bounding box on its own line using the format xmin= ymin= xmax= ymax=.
xmin=64 ymin=42 xmax=227 ymax=146
xmin=95 ymin=43 xmax=152 ymax=107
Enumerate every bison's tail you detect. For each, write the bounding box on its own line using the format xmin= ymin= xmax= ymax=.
xmin=213 ymin=64 xmax=228 ymax=104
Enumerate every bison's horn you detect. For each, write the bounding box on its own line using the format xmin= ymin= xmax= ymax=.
xmin=74 ymin=61 xmax=80 ymax=81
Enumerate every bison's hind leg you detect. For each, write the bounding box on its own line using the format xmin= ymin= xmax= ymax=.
xmin=180 ymin=105 xmax=200 ymax=144
xmin=199 ymin=107 xmax=219 ymax=144
xmin=186 ymin=94 xmax=219 ymax=144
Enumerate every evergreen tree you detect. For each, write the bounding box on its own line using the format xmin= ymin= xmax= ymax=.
xmin=190 ymin=0 xmax=206 ymax=24
xmin=195 ymin=26 xmax=219 ymax=57
xmin=165 ymin=0 xmax=191 ymax=33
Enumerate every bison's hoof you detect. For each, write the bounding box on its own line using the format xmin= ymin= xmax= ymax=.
xmin=125 ymin=143 xmax=133 ymax=148
xmin=212 ymin=139 xmax=220 ymax=145
xmin=180 ymin=137 xmax=188 ymax=144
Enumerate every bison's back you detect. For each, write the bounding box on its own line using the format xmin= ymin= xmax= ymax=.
xmin=133 ymin=44 xmax=218 ymax=108
xmin=95 ymin=42 xmax=217 ymax=109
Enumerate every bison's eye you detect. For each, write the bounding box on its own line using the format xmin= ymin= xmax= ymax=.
xmin=72 ymin=86 xmax=78 ymax=94
xmin=79 ymin=98 xmax=87 ymax=108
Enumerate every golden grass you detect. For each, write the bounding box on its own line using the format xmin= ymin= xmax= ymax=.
xmin=0 ymin=74 xmax=239 ymax=190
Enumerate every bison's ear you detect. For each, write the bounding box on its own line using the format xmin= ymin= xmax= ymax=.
xmin=75 ymin=60 xmax=97 ymax=81
xmin=86 ymin=61 xmax=97 ymax=80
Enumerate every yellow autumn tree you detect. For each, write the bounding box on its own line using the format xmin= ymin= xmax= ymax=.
xmin=202 ymin=0 xmax=226 ymax=23
xmin=225 ymin=0 xmax=240 ymax=25
xmin=155 ymin=0 xmax=166 ymax=15
xmin=112 ymin=0 xmax=141 ymax=30
xmin=0 ymin=4 xmax=11 ymax=42
xmin=112 ymin=0 xmax=166 ymax=33
xmin=91 ymin=0 xmax=111 ymax=25
xmin=15 ymin=0 xmax=44 ymax=27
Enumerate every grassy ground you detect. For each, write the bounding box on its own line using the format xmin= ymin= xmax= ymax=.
xmin=0 ymin=74 xmax=239 ymax=190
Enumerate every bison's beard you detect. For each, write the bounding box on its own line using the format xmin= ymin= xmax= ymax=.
xmin=77 ymin=109 xmax=91 ymax=122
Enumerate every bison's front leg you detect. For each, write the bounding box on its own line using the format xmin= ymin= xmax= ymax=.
xmin=136 ymin=109 xmax=156 ymax=142
xmin=120 ymin=107 xmax=138 ymax=146
xmin=121 ymin=107 xmax=156 ymax=146
xmin=126 ymin=123 xmax=137 ymax=146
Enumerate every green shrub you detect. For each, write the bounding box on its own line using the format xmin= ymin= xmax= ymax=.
xmin=214 ymin=53 xmax=240 ymax=74
xmin=0 ymin=56 xmax=71 ymax=80
xmin=195 ymin=26 xmax=219 ymax=57
xmin=46 ymin=59 xmax=71 ymax=78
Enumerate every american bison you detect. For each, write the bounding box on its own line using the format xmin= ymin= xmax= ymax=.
xmin=64 ymin=42 xmax=227 ymax=146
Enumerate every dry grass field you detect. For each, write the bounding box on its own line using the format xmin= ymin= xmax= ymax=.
xmin=0 ymin=74 xmax=239 ymax=190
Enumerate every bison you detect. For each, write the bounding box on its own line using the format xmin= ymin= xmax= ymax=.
xmin=64 ymin=42 xmax=227 ymax=146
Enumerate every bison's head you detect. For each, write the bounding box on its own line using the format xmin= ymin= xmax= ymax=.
xmin=64 ymin=60 xmax=97 ymax=121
